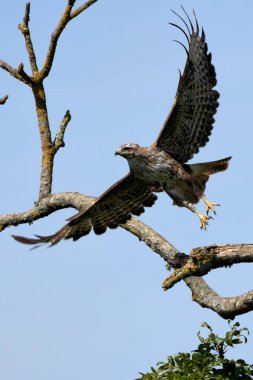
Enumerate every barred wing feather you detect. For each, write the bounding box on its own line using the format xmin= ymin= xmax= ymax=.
xmin=155 ymin=8 xmax=219 ymax=163
xmin=12 ymin=174 xmax=157 ymax=246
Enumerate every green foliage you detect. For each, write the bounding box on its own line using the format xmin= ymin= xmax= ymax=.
xmin=136 ymin=321 xmax=253 ymax=380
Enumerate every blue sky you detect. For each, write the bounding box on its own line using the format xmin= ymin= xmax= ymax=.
xmin=0 ymin=1 xmax=252 ymax=379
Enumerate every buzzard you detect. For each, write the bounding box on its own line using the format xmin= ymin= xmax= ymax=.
xmin=13 ymin=8 xmax=231 ymax=246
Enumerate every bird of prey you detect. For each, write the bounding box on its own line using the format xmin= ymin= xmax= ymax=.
xmin=13 ymin=8 xmax=231 ymax=247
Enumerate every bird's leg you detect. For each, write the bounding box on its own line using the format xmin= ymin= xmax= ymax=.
xmin=201 ymin=195 xmax=220 ymax=215
xmin=194 ymin=210 xmax=212 ymax=230
xmin=180 ymin=200 xmax=211 ymax=230
xmin=166 ymin=190 xmax=211 ymax=230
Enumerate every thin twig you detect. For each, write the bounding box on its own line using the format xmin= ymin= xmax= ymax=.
xmin=18 ymin=2 xmax=39 ymax=76
xmin=37 ymin=2 xmax=76 ymax=81
xmin=0 ymin=60 xmax=31 ymax=85
xmin=54 ymin=110 xmax=71 ymax=150
xmin=70 ymin=0 xmax=98 ymax=20
xmin=23 ymin=2 xmax=30 ymax=25
xmin=17 ymin=62 xmax=33 ymax=85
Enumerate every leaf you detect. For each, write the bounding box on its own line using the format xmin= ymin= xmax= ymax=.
xmin=201 ymin=322 xmax=212 ymax=331
xmin=232 ymin=338 xmax=242 ymax=344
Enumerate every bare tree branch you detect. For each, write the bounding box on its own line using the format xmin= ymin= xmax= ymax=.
xmin=122 ymin=223 xmax=253 ymax=318
xmin=0 ymin=192 xmax=95 ymax=231
xmin=163 ymin=244 xmax=253 ymax=290
xmin=185 ymin=277 xmax=253 ymax=319
xmin=37 ymin=2 xmax=74 ymax=81
xmin=0 ymin=2 xmax=98 ymax=200
xmin=54 ymin=110 xmax=72 ymax=150
xmin=122 ymin=218 xmax=186 ymax=265
xmin=0 ymin=185 xmax=252 ymax=318
xmin=70 ymin=0 xmax=98 ymax=20
xmin=38 ymin=0 xmax=97 ymax=82
xmin=31 ymin=83 xmax=54 ymax=199
xmin=18 ymin=2 xmax=39 ymax=76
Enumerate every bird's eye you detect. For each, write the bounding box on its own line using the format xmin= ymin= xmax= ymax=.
xmin=123 ymin=146 xmax=131 ymax=151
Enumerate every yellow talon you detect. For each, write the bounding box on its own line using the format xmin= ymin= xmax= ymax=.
xmin=195 ymin=210 xmax=211 ymax=230
xmin=201 ymin=196 xmax=220 ymax=215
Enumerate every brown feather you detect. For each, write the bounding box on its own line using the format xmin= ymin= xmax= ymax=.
xmin=190 ymin=156 xmax=232 ymax=176
xmin=155 ymin=10 xmax=219 ymax=163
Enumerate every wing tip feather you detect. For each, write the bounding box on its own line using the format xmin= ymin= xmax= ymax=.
xmin=12 ymin=234 xmax=48 ymax=245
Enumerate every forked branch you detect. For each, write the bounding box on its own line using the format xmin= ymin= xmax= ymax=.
xmin=162 ymin=244 xmax=253 ymax=290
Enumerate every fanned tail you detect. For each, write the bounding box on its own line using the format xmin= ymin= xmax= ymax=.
xmin=190 ymin=156 xmax=232 ymax=176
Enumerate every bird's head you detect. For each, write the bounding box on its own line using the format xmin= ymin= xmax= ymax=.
xmin=115 ymin=143 xmax=140 ymax=159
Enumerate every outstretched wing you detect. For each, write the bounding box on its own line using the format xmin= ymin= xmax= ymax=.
xmin=155 ymin=8 xmax=219 ymax=163
xmin=12 ymin=174 xmax=157 ymax=246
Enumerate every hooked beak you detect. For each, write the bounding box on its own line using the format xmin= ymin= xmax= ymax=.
xmin=115 ymin=148 xmax=122 ymax=156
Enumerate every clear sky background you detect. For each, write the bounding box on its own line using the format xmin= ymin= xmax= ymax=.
xmin=0 ymin=1 xmax=252 ymax=379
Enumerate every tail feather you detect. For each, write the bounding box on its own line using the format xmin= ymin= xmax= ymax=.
xmin=190 ymin=156 xmax=232 ymax=176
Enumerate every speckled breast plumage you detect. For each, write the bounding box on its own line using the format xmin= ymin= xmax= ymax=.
xmin=127 ymin=149 xmax=191 ymax=188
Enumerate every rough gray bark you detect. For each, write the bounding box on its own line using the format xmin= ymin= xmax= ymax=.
xmin=0 ymin=1 xmax=252 ymax=320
